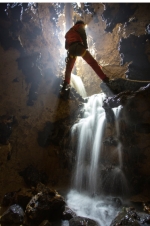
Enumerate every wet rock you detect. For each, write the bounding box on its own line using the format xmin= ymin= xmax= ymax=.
xmin=96 ymin=197 xmax=122 ymax=209
xmin=69 ymin=216 xmax=98 ymax=226
xmin=102 ymin=93 xmax=128 ymax=109
xmin=104 ymin=108 xmax=115 ymax=124
xmin=100 ymin=167 xmax=129 ymax=197
xmin=1 ymin=204 xmax=24 ymax=224
xmin=35 ymin=182 xmax=56 ymax=195
xmin=15 ymin=188 xmax=34 ymax=210
xmin=103 ymin=136 xmax=118 ymax=146
xmin=62 ymin=206 xmax=77 ymax=220
xmin=25 ymin=184 xmax=65 ymax=224
xmin=19 ymin=165 xmax=48 ymax=187
xmin=111 ymin=197 xmax=122 ymax=209
xmin=100 ymin=78 xmax=150 ymax=97
xmin=102 ymin=83 xmax=150 ymax=110
xmin=110 ymin=207 xmax=150 ymax=226
xmin=143 ymin=202 xmax=150 ymax=214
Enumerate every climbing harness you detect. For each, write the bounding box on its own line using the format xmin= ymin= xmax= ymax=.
xmin=81 ymin=49 xmax=87 ymax=57
xmin=65 ymin=51 xmax=77 ymax=64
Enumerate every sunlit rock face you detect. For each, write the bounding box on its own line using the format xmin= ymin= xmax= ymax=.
xmin=0 ymin=2 xmax=150 ymax=203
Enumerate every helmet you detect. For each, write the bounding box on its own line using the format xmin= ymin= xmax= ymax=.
xmin=75 ymin=20 xmax=85 ymax=25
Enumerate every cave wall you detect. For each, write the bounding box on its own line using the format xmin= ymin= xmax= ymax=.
xmin=100 ymin=84 xmax=150 ymax=200
xmin=0 ymin=3 xmax=150 ymax=201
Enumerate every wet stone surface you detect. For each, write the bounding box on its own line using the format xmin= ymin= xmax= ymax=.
xmin=100 ymin=78 xmax=150 ymax=97
xmin=69 ymin=216 xmax=98 ymax=226
xmin=110 ymin=207 xmax=150 ymax=226
xmin=1 ymin=204 xmax=25 ymax=225
xmin=25 ymin=186 xmax=65 ymax=224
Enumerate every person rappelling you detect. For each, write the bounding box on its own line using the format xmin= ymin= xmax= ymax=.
xmin=60 ymin=20 xmax=110 ymax=95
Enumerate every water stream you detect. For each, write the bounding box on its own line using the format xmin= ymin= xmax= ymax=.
xmin=66 ymin=78 xmax=128 ymax=226
xmin=72 ymin=93 xmax=106 ymax=194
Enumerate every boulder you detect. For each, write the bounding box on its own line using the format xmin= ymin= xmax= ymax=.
xmin=25 ymin=183 xmax=65 ymax=224
xmin=1 ymin=204 xmax=24 ymax=224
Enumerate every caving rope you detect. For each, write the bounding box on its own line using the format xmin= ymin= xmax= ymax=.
xmin=103 ymin=67 xmax=150 ymax=83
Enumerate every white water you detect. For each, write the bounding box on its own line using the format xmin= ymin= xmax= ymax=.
xmin=66 ymin=190 xmax=119 ymax=226
xmin=72 ymin=93 xmax=106 ymax=194
xmin=113 ymin=106 xmax=123 ymax=167
xmin=113 ymin=106 xmax=128 ymax=194
xmin=70 ymin=73 xmax=87 ymax=98
xmin=66 ymin=80 xmax=128 ymax=226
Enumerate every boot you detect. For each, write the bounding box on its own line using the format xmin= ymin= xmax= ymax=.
xmin=59 ymin=80 xmax=71 ymax=100
xmin=60 ymin=80 xmax=71 ymax=91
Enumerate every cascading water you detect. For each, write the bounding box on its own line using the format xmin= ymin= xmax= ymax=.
xmin=72 ymin=93 xmax=106 ymax=194
xmin=108 ymin=106 xmax=129 ymax=197
xmin=71 ymin=73 xmax=87 ymax=98
xmin=113 ymin=106 xmax=123 ymax=168
xmin=66 ymin=77 xmax=129 ymax=226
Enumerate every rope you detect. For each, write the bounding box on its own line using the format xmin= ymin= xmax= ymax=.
xmin=103 ymin=67 xmax=150 ymax=83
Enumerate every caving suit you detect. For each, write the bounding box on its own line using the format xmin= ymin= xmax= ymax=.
xmin=64 ymin=23 xmax=108 ymax=84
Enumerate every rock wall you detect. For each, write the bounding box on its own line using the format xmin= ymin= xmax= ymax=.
xmin=101 ymin=84 xmax=150 ymax=200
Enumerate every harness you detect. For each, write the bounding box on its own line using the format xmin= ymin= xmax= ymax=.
xmin=65 ymin=42 xmax=87 ymax=64
xmin=65 ymin=51 xmax=76 ymax=64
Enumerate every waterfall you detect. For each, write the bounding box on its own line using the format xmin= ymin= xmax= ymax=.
xmin=66 ymin=78 xmax=128 ymax=226
xmin=72 ymin=93 xmax=106 ymax=194
xmin=113 ymin=106 xmax=123 ymax=168
xmin=70 ymin=73 xmax=87 ymax=98
xmin=111 ymin=106 xmax=129 ymax=196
